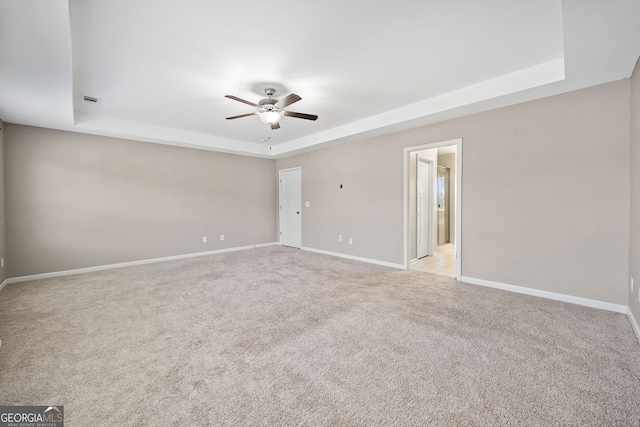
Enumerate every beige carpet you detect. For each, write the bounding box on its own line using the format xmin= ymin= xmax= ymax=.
xmin=1 ymin=246 xmax=639 ymax=426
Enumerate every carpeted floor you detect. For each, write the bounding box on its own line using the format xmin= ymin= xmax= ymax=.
xmin=1 ymin=246 xmax=639 ymax=426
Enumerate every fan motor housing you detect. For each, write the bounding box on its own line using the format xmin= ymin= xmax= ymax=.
xmin=258 ymin=98 xmax=276 ymax=107
xmin=258 ymin=99 xmax=281 ymax=115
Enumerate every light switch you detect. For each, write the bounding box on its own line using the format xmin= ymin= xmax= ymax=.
xmin=305 ymin=201 xmax=310 ymax=207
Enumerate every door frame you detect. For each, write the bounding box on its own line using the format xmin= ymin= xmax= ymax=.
xmin=278 ymin=167 xmax=302 ymax=248
xmin=403 ymin=138 xmax=462 ymax=279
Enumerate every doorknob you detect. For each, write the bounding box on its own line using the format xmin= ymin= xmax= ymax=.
xmin=296 ymin=211 xmax=300 ymax=214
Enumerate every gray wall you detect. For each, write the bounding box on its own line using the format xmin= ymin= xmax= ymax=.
xmin=277 ymin=137 xmax=404 ymax=264
xmin=630 ymin=58 xmax=640 ymax=322
xmin=0 ymin=119 xmax=6 ymax=284
xmin=5 ymin=125 xmax=277 ymax=277
xmin=277 ymin=80 xmax=631 ymax=305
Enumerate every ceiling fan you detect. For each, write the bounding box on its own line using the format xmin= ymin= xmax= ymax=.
xmin=225 ymin=88 xmax=318 ymax=130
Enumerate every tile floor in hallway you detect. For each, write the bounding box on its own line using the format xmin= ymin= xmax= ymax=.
xmin=411 ymin=244 xmax=456 ymax=278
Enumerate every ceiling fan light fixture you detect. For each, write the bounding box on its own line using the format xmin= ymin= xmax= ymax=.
xmin=225 ymin=89 xmax=317 ymax=129
xmin=259 ymin=110 xmax=281 ymax=125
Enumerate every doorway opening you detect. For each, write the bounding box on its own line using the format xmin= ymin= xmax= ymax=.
xmin=417 ymin=158 xmax=433 ymax=259
xmin=403 ymin=139 xmax=462 ymax=279
xmin=437 ymin=165 xmax=451 ymax=245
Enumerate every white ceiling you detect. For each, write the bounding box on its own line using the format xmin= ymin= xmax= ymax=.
xmin=1 ymin=1 xmax=639 ymax=158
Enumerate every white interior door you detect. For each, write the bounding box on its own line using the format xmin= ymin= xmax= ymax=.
xmin=417 ymin=159 xmax=429 ymax=258
xmin=279 ymin=168 xmax=302 ymax=248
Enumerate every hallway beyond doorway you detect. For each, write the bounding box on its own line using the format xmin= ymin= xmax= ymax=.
xmin=411 ymin=244 xmax=456 ymax=278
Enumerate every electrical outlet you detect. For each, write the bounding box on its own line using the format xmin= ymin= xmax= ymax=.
xmin=348 ymin=238 xmax=353 ymax=245
xmin=631 ymin=277 xmax=635 ymax=293
xmin=338 ymin=235 xmax=342 ymax=242
xmin=202 ymin=236 xmax=207 ymax=243
xmin=220 ymin=234 xmax=225 ymax=241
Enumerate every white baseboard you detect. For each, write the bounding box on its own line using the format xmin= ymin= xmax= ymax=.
xmin=0 ymin=278 xmax=8 ymax=294
xmin=460 ymin=275 xmax=628 ymax=314
xmin=7 ymin=242 xmax=278 ymax=284
xmin=627 ymin=308 xmax=640 ymax=343
xmin=301 ymin=247 xmax=405 ymax=270
xmin=410 ymin=258 xmax=418 ymax=265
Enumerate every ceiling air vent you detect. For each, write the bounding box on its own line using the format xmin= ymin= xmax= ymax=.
xmin=83 ymin=95 xmax=100 ymax=103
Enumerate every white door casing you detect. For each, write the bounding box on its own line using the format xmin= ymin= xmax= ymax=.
xmin=279 ymin=167 xmax=302 ymax=248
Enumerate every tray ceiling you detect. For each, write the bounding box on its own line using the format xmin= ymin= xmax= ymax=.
xmin=0 ymin=0 xmax=639 ymax=158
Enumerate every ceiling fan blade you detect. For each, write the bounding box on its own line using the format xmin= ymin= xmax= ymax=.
xmin=225 ymin=95 xmax=258 ymax=107
xmin=271 ymin=122 xmax=281 ymax=130
xmin=226 ymin=112 xmax=258 ymax=120
xmin=275 ymin=93 xmax=301 ymax=108
xmin=283 ymin=111 xmax=318 ymax=121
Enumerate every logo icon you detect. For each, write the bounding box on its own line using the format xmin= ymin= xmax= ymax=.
xmin=0 ymin=405 xmax=64 ymax=426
